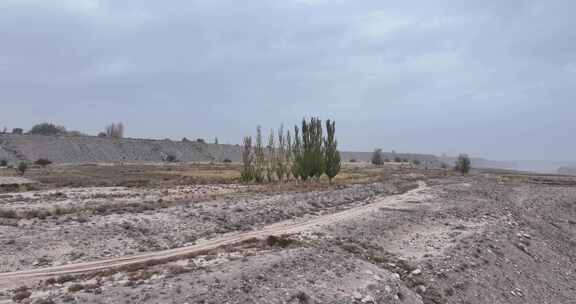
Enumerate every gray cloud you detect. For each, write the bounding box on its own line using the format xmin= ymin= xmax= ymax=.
xmin=1 ymin=0 xmax=575 ymax=160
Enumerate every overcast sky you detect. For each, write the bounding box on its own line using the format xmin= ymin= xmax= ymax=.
xmin=1 ymin=0 xmax=575 ymax=161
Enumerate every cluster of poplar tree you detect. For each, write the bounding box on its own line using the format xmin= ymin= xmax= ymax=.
xmin=241 ymin=117 xmax=341 ymax=183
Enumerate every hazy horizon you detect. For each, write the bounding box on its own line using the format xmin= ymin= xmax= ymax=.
xmin=2 ymin=1 xmax=575 ymax=162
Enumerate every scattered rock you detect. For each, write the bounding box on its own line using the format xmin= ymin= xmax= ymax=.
xmin=416 ymin=285 xmax=427 ymax=294
xmin=411 ymin=268 xmax=422 ymax=276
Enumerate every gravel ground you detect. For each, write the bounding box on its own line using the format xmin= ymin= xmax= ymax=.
xmin=0 ymin=180 xmax=414 ymax=273
xmin=1 ymin=174 xmax=575 ymax=304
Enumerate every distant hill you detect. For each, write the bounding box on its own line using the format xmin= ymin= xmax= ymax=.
xmin=438 ymin=156 xmax=517 ymax=170
xmin=0 ymin=134 xmax=241 ymax=164
xmin=558 ymin=167 xmax=576 ymax=176
xmin=341 ymin=151 xmax=439 ymax=165
xmin=0 ymin=134 xmax=440 ymax=165
xmin=5 ymin=134 xmax=567 ymax=172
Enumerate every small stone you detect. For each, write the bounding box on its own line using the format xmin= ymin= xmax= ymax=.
xmin=416 ymin=285 xmax=427 ymax=294
xmin=411 ymin=268 xmax=422 ymax=276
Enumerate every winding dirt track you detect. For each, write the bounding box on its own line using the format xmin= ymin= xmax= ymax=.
xmin=0 ymin=182 xmax=431 ymax=289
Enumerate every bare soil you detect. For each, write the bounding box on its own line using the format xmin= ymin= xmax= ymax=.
xmin=0 ymin=166 xmax=574 ymax=304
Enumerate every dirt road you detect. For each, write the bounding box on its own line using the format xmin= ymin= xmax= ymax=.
xmin=0 ymin=182 xmax=431 ymax=289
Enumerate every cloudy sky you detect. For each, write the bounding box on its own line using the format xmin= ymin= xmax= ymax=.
xmin=1 ymin=0 xmax=575 ymax=160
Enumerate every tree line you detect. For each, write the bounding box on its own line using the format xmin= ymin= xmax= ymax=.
xmin=0 ymin=122 xmax=126 ymax=139
xmin=241 ymin=117 xmax=341 ymax=183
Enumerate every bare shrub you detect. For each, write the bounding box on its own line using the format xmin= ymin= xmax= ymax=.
xmin=105 ymin=123 xmax=124 ymax=139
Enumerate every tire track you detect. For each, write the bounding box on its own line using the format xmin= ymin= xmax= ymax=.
xmin=0 ymin=182 xmax=431 ymax=289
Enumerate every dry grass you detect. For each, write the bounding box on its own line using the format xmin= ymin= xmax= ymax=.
xmin=0 ymin=163 xmax=242 ymax=189
xmin=0 ymin=162 xmax=451 ymax=196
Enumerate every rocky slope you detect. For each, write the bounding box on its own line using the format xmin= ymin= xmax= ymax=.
xmin=0 ymin=134 xmax=440 ymax=165
xmin=0 ymin=135 xmax=241 ymax=164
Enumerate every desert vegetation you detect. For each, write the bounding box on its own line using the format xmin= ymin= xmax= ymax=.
xmin=29 ymin=123 xmax=67 ymax=136
xmin=34 ymin=158 xmax=53 ymax=167
xmin=104 ymin=123 xmax=125 ymax=139
xmin=455 ymin=153 xmax=471 ymax=174
xmin=371 ymin=148 xmax=384 ymax=166
xmin=27 ymin=123 xmax=85 ymax=137
xmin=240 ymin=118 xmax=341 ymax=183
xmin=17 ymin=161 xmax=28 ymax=176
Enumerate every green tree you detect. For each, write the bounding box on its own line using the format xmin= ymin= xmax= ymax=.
xmin=266 ymin=129 xmax=275 ymax=183
xmin=311 ymin=118 xmax=325 ymax=179
xmin=254 ymin=126 xmax=265 ymax=183
xmin=275 ymin=125 xmax=286 ymax=182
xmin=299 ymin=117 xmax=324 ymax=180
xmin=324 ymin=119 xmax=341 ymax=182
xmin=291 ymin=126 xmax=303 ymax=180
xmin=29 ymin=123 xmax=66 ymax=136
xmin=285 ymin=129 xmax=293 ymax=181
xmin=455 ymin=154 xmax=471 ymax=174
xmin=371 ymin=148 xmax=384 ymax=166
xmin=240 ymin=136 xmax=254 ymax=182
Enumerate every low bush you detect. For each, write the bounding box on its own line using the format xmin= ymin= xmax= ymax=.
xmin=455 ymin=154 xmax=471 ymax=174
xmin=67 ymin=284 xmax=85 ymax=293
xmin=371 ymin=149 xmax=384 ymax=166
xmin=29 ymin=123 xmax=66 ymax=136
xmin=35 ymin=158 xmax=52 ymax=167
xmin=12 ymin=287 xmax=31 ymax=303
xmin=0 ymin=208 xmax=17 ymax=219
xmin=165 ymin=154 xmax=178 ymax=162
xmin=17 ymin=162 xmax=28 ymax=175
